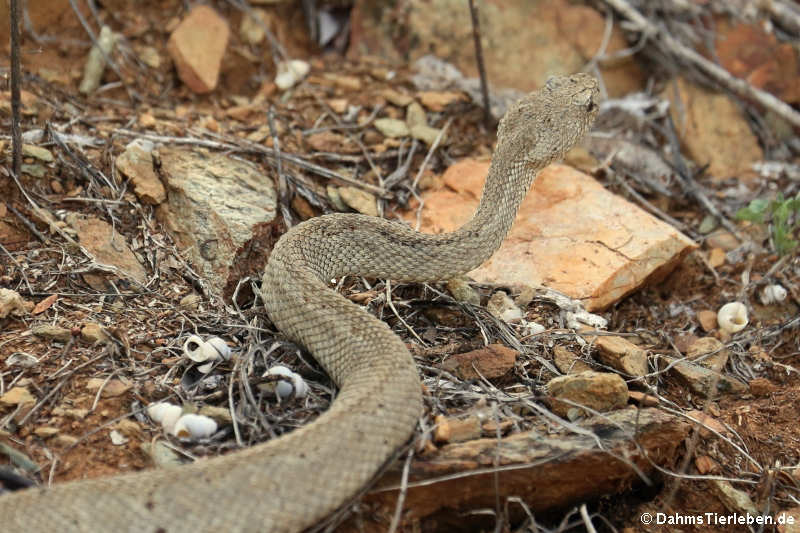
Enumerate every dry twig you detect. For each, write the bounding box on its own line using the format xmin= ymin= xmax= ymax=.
xmin=601 ymin=0 xmax=800 ymax=127
xmin=9 ymin=0 xmax=22 ymax=181
xmin=468 ymin=0 xmax=492 ymax=127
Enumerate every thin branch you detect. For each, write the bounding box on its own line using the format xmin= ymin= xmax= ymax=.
xmin=762 ymin=0 xmax=800 ymax=35
xmin=10 ymin=0 xmax=22 ymax=179
xmin=468 ymin=0 xmax=492 ymax=127
xmin=602 ymin=0 xmax=800 ymax=128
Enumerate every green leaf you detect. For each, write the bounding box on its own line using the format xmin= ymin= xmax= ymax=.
xmin=734 ymin=194 xmax=800 ymax=256
xmin=735 ymin=206 xmax=765 ymax=223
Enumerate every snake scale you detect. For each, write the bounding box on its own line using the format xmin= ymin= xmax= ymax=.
xmin=1 ymin=73 xmax=598 ymax=532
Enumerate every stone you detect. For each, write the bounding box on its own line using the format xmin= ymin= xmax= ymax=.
xmin=86 ymin=378 xmax=132 ymax=398
xmin=34 ymin=426 xmax=60 ymax=438
xmin=327 ymin=98 xmax=348 ymax=114
xmin=79 ymin=25 xmax=116 ymax=94
xmin=698 ymin=215 xmax=718 ymax=234
xmin=433 ymin=414 xmax=451 ymax=443
xmin=545 ymin=371 xmax=628 ymax=418
xmin=81 ymin=323 xmax=111 ymax=345
xmin=445 ymin=277 xmax=480 ymax=306
xmin=592 ymin=335 xmax=648 ymax=378
xmin=707 ymin=247 xmax=726 ymax=268
xmin=51 ymin=406 xmax=90 ymax=419
xmin=441 ymin=344 xmax=517 ymax=380
xmin=373 ymin=118 xmax=409 ymax=138
xmin=0 ymin=288 xmax=31 ymax=318
xmin=409 ymin=124 xmax=446 ymax=146
xmin=326 ymin=184 xmax=348 ymax=212
xmin=433 ymin=415 xmax=482 ymax=444
xmin=553 ymin=345 xmax=593 ymax=374
xmin=381 ymin=88 xmax=414 ymax=107
xmin=705 ymin=229 xmax=740 ymax=251
xmin=338 ymin=186 xmax=378 ymax=217
xmin=513 ymin=285 xmax=536 ymax=308
xmin=179 ymin=293 xmax=202 ymax=311
xmin=695 ymin=455 xmax=718 ymax=474
xmin=155 ymin=148 xmax=277 ymax=297
xmin=115 ymin=419 xmax=144 ymax=438
xmin=31 ymin=324 xmax=72 ymax=343
xmin=275 ymin=59 xmax=310 ymax=90
xmin=748 ymin=377 xmax=776 ymax=397
xmin=418 ymin=91 xmax=468 ymax=111
xmin=66 ymin=213 xmax=147 ymax=285
xmin=116 ymin=142 xmax=165 ymax=205
xmin=22 ymin=144 xmax=54 ymax=162
xmin=486 ymin=291 xmax=523 ymax=322
xmin=21 ymin=164 xmax=46 ymax=178
xmin=697 ymin=310 xmax=718 ymax=332
xmin=240 ymin=8 xmax=267 ymax=45
xmin=109 ymin=429 xmax=128 ymax=445
xmin=664 ymin=77 xmax=762 ymax=181
xmin=714 ymin=18 xmax=800 ymax=104
xmin=144 ymin=440 xmax=183 ymax=468
xmin=198 ymin=405 xmax=234 ymax=424
xmin=686 ymin=337 xmax=729 ymax=371
xmin=710 ymin=479 xmax=758 ymax=516
xmin=323 ymin=73 xmax=361 ymax=91
xmin=405 ymin=101 xmax=428 ymax=128
xmin=53 ymin=434 xmax=79 ymax=447
xmin=659 ymin=355 xmax=746 ymax=397
xmin=138 ymin=45 xmax=161 ymax=68
xmin=406 ymin=160 xmax=697 ymax=311
xmin=167 ymin=5 xmax=230 ymax=93
xmin=305 ymin=131 xmax=359 ymax=154
xmin=0 ymin=387 xmax=35 ymax=407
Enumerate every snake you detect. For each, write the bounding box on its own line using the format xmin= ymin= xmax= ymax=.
xmin=1 ymin=73 xmax=598 ymax=532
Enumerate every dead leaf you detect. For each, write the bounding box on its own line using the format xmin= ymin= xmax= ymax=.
xmin=32 ymin=294 xmax=58 ymax=315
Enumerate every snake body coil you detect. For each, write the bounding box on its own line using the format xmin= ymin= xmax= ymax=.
xmin=1 ymin=74 xmax=598 ymax=532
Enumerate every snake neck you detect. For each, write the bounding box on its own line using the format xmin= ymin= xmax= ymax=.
xmin=462 ymin=158 xmax=534 ymax=245
xmin=422 ymin=156 xmax=538 ymax=276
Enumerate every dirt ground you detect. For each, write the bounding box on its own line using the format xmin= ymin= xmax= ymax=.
xmin=1 ymin=1 xmax=799 ymax=532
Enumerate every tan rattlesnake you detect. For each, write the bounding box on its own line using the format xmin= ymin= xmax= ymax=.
xmin=1 ymin=73 xmax=598 ymax=532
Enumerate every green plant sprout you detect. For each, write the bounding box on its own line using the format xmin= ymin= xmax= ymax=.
xmin=735 ymin=192 xmax=800 ymax=256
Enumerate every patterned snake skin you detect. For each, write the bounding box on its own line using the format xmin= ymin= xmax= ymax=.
xmin=1 ymin=74 xmax=598 ymax=532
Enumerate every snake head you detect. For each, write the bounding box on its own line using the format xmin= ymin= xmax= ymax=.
xmin=497 ymin=72 xmax=599 ymax=167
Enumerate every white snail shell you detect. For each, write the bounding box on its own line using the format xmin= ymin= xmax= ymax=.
xmin=172 ymin=414 xmax=218 ymax=440
xmin=275 ymin=59 xmax=310 ymax=90
xmin=265 ymin=366 xmax=308 ymax=399
xmin=183 ymin=335 xmax=214 ymax=362
xmin=147 ymin=402 xmax=183 ymax=433
xmin=760 ymin=284 xmax=787 ymax=305
xmin=205 ymin=336 xmax=232 ymax=360
xmin=717 ymin=302 xmax=748 ymax=334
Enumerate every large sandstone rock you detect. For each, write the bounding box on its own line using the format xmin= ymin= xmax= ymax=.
xmin=407 ymin=160 xmax=697 ymax=311
xmin=156 ymin=148 xmax=278 ymax=298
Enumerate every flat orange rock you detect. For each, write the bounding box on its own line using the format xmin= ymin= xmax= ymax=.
xmin=408 ymin=160 xmax=697 ymax=311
